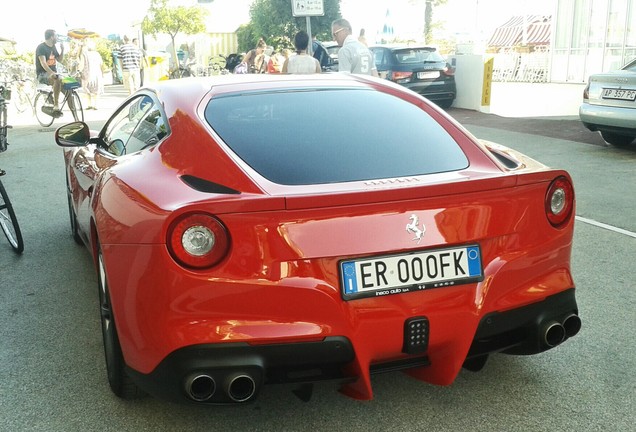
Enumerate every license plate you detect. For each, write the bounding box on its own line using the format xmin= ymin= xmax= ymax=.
xmin=340 ymin=245 xmax=483 ymax=300
xmin=417 ymin=71 xmax=440 ymax=80
xmin=602 ymin=88 xmax=636 ymax=101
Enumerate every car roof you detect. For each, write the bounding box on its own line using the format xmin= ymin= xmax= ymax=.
xmin=148 ymin=73 xmax=383 ymax=100
xmin=370 ymin=44 xmax=438 ymax=51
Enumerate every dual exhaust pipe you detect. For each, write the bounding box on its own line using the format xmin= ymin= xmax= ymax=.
xmin=543 ymin=313 xmax=582 ymax=348
xmin=186 ymin=373 xmax=257 ymax=403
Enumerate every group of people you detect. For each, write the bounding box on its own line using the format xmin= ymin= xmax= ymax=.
xmin=237 ymin=18 xmax=377 ymax=77
xmin=35 ymin=30 xmax=145 ymax=114
xmin=33 ymin=18 xmax=374 ymax=114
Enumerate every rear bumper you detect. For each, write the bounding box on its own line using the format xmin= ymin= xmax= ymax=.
xmin=403 ymin=80 xmax=456 ymax=102
xmin=579 ymin=102 xmax=636 ymax=135
xmin=128 ymin=288 xmax=579 ymax=404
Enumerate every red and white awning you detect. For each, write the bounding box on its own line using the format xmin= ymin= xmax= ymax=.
xmin=487 ymin=15 xmax=551 ymax=47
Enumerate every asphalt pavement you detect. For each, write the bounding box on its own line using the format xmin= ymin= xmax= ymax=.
xmin=447 ymin=108 xmax=608 ymax=147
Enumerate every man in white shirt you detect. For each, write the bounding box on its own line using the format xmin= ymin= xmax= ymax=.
xmin=331 ymin=19 xmax=378 ymax=76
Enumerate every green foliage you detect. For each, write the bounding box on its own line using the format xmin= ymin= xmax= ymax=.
xmin=247 ymin=0 xmax=341 ymax=50
xmin=142 ymin=0 xmax=209 ymax=71
xmin=236 ymin=24 xmax=259 ymax=53
xmin=95 ymin=39 xmax=115 ymax=69
xmin=142 ymin=0 xmax=209 ymax=39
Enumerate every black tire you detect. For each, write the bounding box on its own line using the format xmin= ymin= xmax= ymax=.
xmin=436 ymin=99 xmax=454 ymax=109
xmin=600 ymin=131 xmax=635 ymax=147
xmin=0 ymin=179 xmax=24 ymax=254
xmin=69 ymin=91 xmax=84 ymax=122
xmin=34 ymin=91 xmax=55 ymax=127
xmin=97 ymin=248 xmax=143 ymax=399
xmin=65 ymin=175 xmax=82 ymax=244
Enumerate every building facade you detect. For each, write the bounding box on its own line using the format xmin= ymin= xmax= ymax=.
xmin=552 ymin=0 xmax=636 ymax=82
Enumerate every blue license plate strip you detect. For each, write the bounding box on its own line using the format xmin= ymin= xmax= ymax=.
xmin=340 ymin=245 xmax=483 ymax=300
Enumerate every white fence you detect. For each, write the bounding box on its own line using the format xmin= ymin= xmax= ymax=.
xmin=491 ymin=46 xmax=550 ymax=83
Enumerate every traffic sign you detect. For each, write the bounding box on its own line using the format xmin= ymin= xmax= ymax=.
xmin=291 ymin=0 xmax=324 ymax=17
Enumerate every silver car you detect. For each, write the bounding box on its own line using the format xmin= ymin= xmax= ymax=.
xmin=579 ymin=58 xmax=636 ymax=147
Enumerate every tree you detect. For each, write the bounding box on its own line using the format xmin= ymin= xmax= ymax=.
xmin=141 ymin=0 xmax=209 ymax=74
xmin=410 ymin=0 xmax=448 ymax=43
xmin=247 ymin=0 xmax=341 ymax=50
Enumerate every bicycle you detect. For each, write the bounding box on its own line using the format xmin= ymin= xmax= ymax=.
xmin=33 ymin=75 xmax=84 ymax=127
xmin=0 ymin=81 xmax=24 ymax=254
xmin=0 ymin=60 xmax=36 ymax=114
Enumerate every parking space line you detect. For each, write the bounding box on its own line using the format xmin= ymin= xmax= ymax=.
xmin=576 ymin=216 xmax=636 ymax=239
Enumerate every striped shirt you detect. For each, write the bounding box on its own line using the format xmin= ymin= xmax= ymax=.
xmin=119 ymin=43 xmax=141 ymax=70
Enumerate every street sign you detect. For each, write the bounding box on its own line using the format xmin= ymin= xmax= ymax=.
xmin=291 ymin=0 xmax=324 ymax=17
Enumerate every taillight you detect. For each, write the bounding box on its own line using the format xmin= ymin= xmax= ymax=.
xmin=443 ymin=63 xmax=455 ymax=76
xmin=582 ymin=83 xmax=590 ymax=100
xmin=545 ymin=176 xmax=574 ymax=228
xmin=167 ymin=213 xmax=230 ymax=269
xmin=390 ymin=71 xmax=413 ymax=83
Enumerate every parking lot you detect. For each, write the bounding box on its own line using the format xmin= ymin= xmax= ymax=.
xmin=0 ymin=90 xmax=634 ymax=431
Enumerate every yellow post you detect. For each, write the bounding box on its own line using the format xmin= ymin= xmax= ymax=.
xmin=481 ymin=57 xmax=494 ymax=106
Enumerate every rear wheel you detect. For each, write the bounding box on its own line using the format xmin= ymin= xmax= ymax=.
xmin=0 ymin=179 xmax=24 ymax=254
xmin=34 ymin=91 xmax=55 ymax=127
xmin=97 ymin=248 xmax=143 ymax=399
xmin=600 ymin=131 xmax=635 ymax=147
xmin=436 ymin=99 xmax=454 ymax=109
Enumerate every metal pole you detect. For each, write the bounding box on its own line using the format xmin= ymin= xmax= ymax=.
xmin=307 ymin=16 xmax=313 ymax=55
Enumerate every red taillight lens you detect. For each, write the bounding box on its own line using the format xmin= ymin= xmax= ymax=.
xmin=545 ymin=176 xmax=575 ymax=228
xmin=167 ymin=213 xmax=230 ymax=269
xmin=390 ymin=71 xmax=413 ymax=83
xmin=443 ymin=64 xmax=455 ymax=76
xmin=582 ymin=83 xmax=590 ymax=100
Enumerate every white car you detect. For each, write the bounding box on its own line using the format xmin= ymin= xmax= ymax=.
xmin=579 ymin=58 xmax=636 ymax=147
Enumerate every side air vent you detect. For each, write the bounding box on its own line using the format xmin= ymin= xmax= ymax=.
xmin=488 ymin=149 xmax=521 ymax=169
xmin=180 ymin=175 xmax=240 ymax=195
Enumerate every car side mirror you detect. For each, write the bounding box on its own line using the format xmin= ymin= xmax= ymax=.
xmin=55 ymin=122 xmax=90 ymax=147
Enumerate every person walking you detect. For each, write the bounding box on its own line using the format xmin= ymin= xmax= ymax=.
xmin=119 ymin=35 xmax=142 ymax=94
xmin=133 ymin=38 xmax=148 ymax=85
xmin=282 ymin=31 xmax=321 ymax=74
xmin=35 ymin=29 xmax=64 ymax=115
xmin=331 ymin=19 xmax=378 ymax=76
xmin=78 ymin=40 xmax=104 ymax=110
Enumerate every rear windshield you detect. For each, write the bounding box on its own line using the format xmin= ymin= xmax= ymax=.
xmin=205 ymin=88 xmax=468 ymax=185
xmin=393 ymin=48 xmax=445 ymax=64
xmin=623 ymin=58 xmax=636 ymax=71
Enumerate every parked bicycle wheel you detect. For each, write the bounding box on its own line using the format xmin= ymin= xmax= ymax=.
xmin=34 ymin=91 xmax=55 ymax=127
xmin=13 ymin=79 xmax=34 ymax=114
xmin=0 ymin=105 xmax=7 ymax=153
xmin=69 ymin=91 xmax=84 ymax=122
xmin=0 ymin=179 xmax=24 ymax=254
xmin=170 ymin=67 xmax=192 ymax=79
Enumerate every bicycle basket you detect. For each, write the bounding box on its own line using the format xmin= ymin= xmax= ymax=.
xmin=0 ymin=86 xmax=11 ymax=101
xmin=62 ymin=77 xmax=80 ymax=90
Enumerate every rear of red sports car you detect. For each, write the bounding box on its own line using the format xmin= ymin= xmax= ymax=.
xmin=64 ymin=75 xmax=579 ymax=404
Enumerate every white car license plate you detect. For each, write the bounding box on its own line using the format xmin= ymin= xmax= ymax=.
xmin=417 ymin=71 xmax=440 ymax=80
xmin=602 ymin=88 xmax=636 ymax=101
xmin=340 ymin=245 xmax=483 ymax=300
